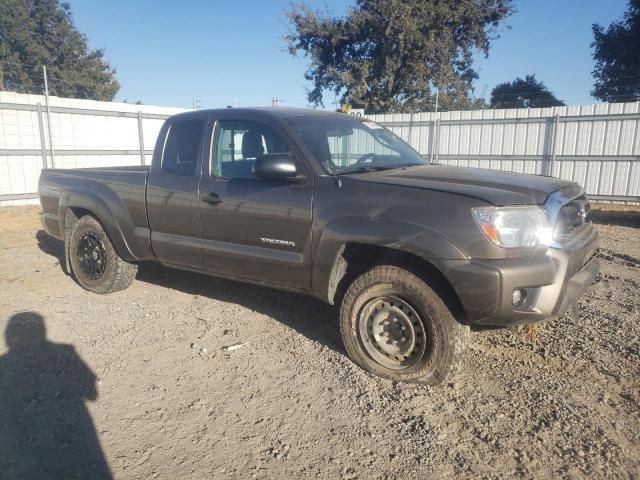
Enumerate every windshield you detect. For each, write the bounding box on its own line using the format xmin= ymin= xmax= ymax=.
xmin=285 ymin=115 xmax=426 ymax=174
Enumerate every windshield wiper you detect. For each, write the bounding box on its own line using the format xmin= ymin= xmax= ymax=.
xmin=335 ymin=164 xmax=420 ymax=175
xmin=336 ymin=166 xmax=393 ymax=175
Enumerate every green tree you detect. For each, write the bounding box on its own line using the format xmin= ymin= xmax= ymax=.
xmin=0 ymin=0 xmax=119 ymax=100
xmin=285 ymin=0 xmax=513 ymax=114
xmin=591 ymin=0 xmax=640 ymax=102
xmin=489 ymin=75 xmax=565 ymax=109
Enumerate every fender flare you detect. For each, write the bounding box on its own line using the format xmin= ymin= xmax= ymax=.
xmin=58 ymin=188 xmax=137 ymax=262
xmin=312 ymin=216 xmax=466 ymax=303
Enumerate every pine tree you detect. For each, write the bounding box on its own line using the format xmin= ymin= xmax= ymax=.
xmin=0 ymin=0 xmax=119 ymax=100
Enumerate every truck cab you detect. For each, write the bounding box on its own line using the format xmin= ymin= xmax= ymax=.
xmin=146 ymin=109 xmax=315 ymax=289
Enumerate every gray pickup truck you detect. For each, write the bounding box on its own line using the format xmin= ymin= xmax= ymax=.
xmin=39 ymin=108 xmax=599 ymax=384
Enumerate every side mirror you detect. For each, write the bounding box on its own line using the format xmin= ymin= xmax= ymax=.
xmin=254 ymin=153 xmax=299 ymax=180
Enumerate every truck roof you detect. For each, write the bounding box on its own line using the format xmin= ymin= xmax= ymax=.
xmin=169 ymin=107 xmax=353 ymax=122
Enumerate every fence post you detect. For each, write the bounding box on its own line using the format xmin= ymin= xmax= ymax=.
xmin=36 ymin=103 xmax=48 ymax=169
xmin=434 ymin=115 xmax=441 ymax=164
xmin=429 ymin=116 xmax=441 ymax=164
xmin=137 ymin=111 xmax=145 ymax=166
xmin=43 ymin=67 xmax=55 ymax=168
xmin=408 ymin=112 xmax=414 ymax=148
xmin=428 ymin=118 xmax=435 ymax=163
xmin=547 ymin=114 xmax=560 ymax=176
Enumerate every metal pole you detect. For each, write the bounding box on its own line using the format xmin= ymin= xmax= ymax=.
xmin=36 ymin=103 xmax=48 ymax=168
xmin=547 ymin=114 xmax=560 ymax=177
xmin=429 ymin=119 xmax=436 ymax=163
xmin=432 ymin=83 xmax=440 ymax=164
xmin=43 ymin=66 xmax=55 ymax=168
xmin=137 ymin=111 xmax=146 ymax=165
xmin=408 ymin=112 xmax=414 ymax=148
xmin=434 ymin=116 xmax=441 ymax=164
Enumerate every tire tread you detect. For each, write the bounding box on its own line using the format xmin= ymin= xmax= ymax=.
xmin=339 ymin=265 xmax=470 ymax=385
xmin=69 ymin=215 xmax=137 ymax=294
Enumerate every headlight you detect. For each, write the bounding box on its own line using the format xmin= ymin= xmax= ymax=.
xmin=472 ymin=206 xmax=552 ymax=249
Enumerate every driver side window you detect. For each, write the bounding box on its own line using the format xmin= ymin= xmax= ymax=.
xmin=213 ymin=121 xmax=290 ymax=179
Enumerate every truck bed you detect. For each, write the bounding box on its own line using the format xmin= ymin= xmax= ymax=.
xmin=41 ymin=165 xmax=150 ymax=174
xmin=38 ymin=166 xmax=152 ymax=261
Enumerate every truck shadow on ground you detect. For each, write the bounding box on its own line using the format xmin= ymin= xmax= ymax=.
xmin=0 ymin=311 xmax=112 ymax=479
xmin=136 ymin=262 xmax=343 ymax=353
xmin=35 ymin=231 xmax=343 ymax=355
xmin=36 ymin=230 xmax=68 ymax=274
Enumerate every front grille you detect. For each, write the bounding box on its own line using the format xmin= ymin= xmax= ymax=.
xmin=553 ymin=195 xmax=590 ymax=240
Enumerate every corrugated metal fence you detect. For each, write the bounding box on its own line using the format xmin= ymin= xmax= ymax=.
xmin=0 ymin=91 xmax=185 ymax=205
xmin=1 ymin=91 xmax=639 ymax=205
xmin=369 ymin=102 xmax=640 ymax=203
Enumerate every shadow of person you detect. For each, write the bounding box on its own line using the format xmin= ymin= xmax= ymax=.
xmin=0 ymin=312 xmax=112 ymax=479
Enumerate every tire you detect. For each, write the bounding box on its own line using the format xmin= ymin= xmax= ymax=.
xmin=339 ymin=265 xmax=470 ymax=385
xmin=68 ymin=215 xmax=137 ymax=294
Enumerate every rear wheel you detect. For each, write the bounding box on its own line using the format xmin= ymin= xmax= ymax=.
xmin=339 ymin=265 xmax=469 ymax=385
xmin=68 ymin=215 xmax=137 ymax=294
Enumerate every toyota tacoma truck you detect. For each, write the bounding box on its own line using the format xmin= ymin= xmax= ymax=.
xmin=38 ymin=108 xmax=599 ymax=384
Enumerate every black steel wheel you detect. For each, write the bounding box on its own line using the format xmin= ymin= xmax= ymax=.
xmin=68 ymin=215 xmax=137 ymax=294
xmin=76 ymin=231 xmax=107 ymax=280
xmin=340 ymin=265 xmax=470 ymax=385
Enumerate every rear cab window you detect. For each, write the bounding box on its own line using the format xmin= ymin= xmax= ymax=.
xmin=162 ymin=118 xmax=206 ymax=177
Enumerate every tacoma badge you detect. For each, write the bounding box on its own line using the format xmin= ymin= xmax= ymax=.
xmin=260 ymin=237 xmax=296 ymax=247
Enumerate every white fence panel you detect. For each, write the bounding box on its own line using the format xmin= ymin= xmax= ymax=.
xmin=1 ymin=92 xmax=639 ymax=205
xmin=0 ymin=91 xmax=186 ymax=205
xmin=370 ymin=101 xmax=640 ymax=202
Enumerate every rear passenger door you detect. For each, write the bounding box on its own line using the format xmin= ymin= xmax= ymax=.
xmin=198 ymin=118 xmax=313 ymax=289
xmin=147 ymin=116 xmax=207 ymax=269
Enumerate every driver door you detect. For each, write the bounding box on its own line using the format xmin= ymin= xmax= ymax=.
xmin=197 ymin=118 xmax=313 ymax=290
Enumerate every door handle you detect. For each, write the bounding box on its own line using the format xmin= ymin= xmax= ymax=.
xmin=201 ymin=192 xmax=223 ymax=204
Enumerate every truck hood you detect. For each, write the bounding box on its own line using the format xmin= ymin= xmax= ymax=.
xmin=347 ymin=164 xmax=574 ymax=205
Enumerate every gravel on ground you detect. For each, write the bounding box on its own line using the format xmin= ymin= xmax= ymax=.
xmin=0 ymin=206 xmax=638 ymax=479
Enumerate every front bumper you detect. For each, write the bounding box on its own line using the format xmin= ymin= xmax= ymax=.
xmin=439 ymin=223 xmax=600 ymax=327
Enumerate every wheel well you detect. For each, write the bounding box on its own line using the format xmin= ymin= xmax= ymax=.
xmin=330 ymin=244 xmax=468 ymax=324
xmin=63 ymin=206 xmax=137 ymax=263
xmin=64 ymin=207 xmax=94 ymax=239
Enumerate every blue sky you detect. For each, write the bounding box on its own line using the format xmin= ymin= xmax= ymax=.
xmin=69 ymin=0 xmax=628 ymax=109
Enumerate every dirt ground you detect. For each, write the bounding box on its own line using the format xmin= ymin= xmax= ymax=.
xmin=0 ymin=205 xmax=638 ymax=479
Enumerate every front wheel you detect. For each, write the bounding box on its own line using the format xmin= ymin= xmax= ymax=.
xmin=68 ymin=215 xmax=137 ymax=294
xmin=339 ymin=265 xmax=469 ymax=385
